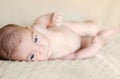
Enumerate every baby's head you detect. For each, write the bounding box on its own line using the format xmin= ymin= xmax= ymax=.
xmin=0 ymin=24 xmax=51 ymax=61
xmin=0 ymin=24 xmax=24 ymax=60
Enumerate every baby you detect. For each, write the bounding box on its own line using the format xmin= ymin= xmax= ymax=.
xmin=0 ymin=12 xmax=119 ymax=61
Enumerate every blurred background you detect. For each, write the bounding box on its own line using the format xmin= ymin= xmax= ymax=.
xmin=0 ymin=0 xmax=120 ymax=28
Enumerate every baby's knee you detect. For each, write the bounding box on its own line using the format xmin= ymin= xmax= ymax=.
xmin=87 ymin=23 xmax=100 ymax=36
xmin=91 ymin=24 xmax=100 ymax=35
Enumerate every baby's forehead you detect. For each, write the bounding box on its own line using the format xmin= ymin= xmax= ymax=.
xmin=11 ymin=27 xmax=33 ymax=60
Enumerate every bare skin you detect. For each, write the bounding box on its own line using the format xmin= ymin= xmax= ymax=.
xmin=11 ymin=12 xmax=119 ymax=61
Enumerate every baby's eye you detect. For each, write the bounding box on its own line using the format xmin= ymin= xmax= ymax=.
xmin=34 ymin=35 xmax=39 ymax=43
xmin=29 ymin=53 xmax=36 ymax=61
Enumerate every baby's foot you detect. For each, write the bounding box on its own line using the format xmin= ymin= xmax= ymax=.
xmin=51 ymin=12 xmax=63 ymax=26
xmin=94 ymin=27 xmax=119 ymax=45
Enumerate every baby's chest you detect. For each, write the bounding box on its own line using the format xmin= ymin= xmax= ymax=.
xmin=61 ymin=28 xmax=81 ymax=52
xmin=50 ymin=27 xmax=81 ymax=58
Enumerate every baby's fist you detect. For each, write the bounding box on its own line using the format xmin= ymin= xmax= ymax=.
xmin=52 ymin=12 xmax=64 ymax=26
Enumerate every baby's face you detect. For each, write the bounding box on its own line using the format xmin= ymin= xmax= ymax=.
xmin=11 ymin=27 xmax=51 ymax=61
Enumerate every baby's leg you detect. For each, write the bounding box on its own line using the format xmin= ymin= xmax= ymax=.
xmin=77 ymin=27 xmax=119 ymax=59
xmin=79 ymin=27 xmax=119 ymax=49
xmin=97 ymin=27 xmax=120 ymax=41
xmin=61 ymin=27 xmax=119 ymax=59
xmin=61 ymin=36 xmax=103 ymax=59
xmin=63 ymin=21 xmax=100 ymax=37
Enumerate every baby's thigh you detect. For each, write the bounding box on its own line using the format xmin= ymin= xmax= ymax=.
xmin=82 ymin=22 xmax=100 ymax=36
xmin=64 ymin=21 xmax=100 ymax=36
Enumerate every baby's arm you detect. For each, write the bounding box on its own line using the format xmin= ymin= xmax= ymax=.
xmin=32 ymin=12 xmax=63 ymax=29
xmin=33 ymin=12 xmax=99 ymax=37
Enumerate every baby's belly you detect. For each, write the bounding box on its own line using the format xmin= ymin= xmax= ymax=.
xmin=49 ymin=26 xmax=81 ymax=59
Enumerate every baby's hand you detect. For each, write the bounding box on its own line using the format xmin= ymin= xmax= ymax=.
xmin=51 ymin=12 xmax=63 ymax=26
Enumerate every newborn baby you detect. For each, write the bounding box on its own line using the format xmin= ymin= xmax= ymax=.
xmin=0 ymin=12 xmax=119 ymax=61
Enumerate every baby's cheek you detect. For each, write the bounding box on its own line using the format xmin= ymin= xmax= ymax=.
xmin=41 ymin=47 xmax=48 ymax=55
xmin=37 ymin=47 xmax=50 ymax=60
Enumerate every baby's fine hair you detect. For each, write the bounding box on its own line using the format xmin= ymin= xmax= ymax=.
xmin=0 ymin=24 xmax=26 ymax=60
